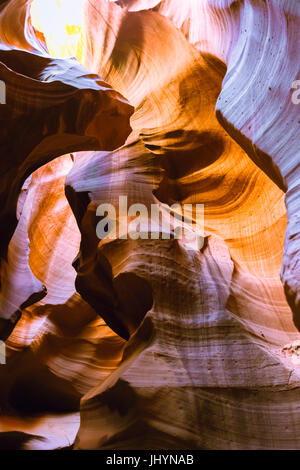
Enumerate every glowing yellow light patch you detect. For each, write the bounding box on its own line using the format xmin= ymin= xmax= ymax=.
xmin=30 ymin=0 xmax=85 ymax=60
xmin=66 ymin=25 xmax=82 ymax=36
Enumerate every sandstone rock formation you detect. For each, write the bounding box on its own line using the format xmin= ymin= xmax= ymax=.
xmin=0 ymin=0 xmax=299 ymax=450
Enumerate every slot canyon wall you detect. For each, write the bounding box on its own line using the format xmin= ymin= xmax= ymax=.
xmin=0 ymin=0 xmax=299 ymax=450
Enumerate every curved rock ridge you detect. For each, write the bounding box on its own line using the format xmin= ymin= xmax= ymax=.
xmin=114 ymin=0 xmax=300 ymax=327
xmin=213 ymin=0 xmax=300 ymax=328
xmin=0 ymin=0 xmax=299 ymax=451
xmin=0 ymin=45 xmax=133 ymax=338
xmin=61 ymin=0 xmax=299 ymax=449
xmin=113 ymin=0 xmax=240 ymax=61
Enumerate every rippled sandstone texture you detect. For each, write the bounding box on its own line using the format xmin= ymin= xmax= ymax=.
xmin=0 ymin=0 xmax=299 ymax=450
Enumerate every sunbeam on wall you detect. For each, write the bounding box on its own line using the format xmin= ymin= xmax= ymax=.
xmin=30 ymin=0 xmax=85 ymax=58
